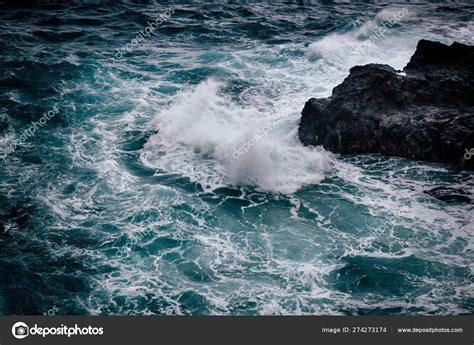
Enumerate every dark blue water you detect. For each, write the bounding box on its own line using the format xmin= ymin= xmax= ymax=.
xmin=0 ymin=1 xmax=473 ymax=315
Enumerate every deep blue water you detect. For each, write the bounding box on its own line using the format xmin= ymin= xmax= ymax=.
xmin=0 ymin=1 xmax=473 ymax=315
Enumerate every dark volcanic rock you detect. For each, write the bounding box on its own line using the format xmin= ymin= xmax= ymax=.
xmin=298 ymin=40 xmax=474 ymax=170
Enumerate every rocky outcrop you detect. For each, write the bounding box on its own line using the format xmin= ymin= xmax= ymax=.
xmin=298 ymin=40 xmax=474 ymax=170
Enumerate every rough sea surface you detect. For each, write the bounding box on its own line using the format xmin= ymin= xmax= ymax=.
xmin=0 ymin=1 xmax=473 ymax=315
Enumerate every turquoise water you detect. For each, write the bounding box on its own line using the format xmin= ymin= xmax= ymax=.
xmin=0 ymin=2 xmax=473 ymax=315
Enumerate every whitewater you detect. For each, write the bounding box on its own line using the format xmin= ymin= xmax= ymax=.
xmin=0 ymin=2 xmax=472 ymax=315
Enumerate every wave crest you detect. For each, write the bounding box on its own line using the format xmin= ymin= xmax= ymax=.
xmin=142 ymin=80 xmax=332 ymax=194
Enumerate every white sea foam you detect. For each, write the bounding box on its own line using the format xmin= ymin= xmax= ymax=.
xmin=305 ymin=21 xmax=416 ymax=71
xmin=142 ymin=8 xmax=451 ymax=195
xmin=306 ymin=5 xmax=474 ymax=72
xmin=142 ymin=79 xmax=332 ymax=194
xmin=142 ymin=4 xmax=474 ymax=197
xmin=29 ymin=4 xmax=472 ymax=316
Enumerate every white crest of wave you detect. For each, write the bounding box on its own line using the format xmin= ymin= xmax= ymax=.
xmin=142 ymin=80 xmax=332 ymax=194
xmin=305 ymin=7 xmax=417 ymax=71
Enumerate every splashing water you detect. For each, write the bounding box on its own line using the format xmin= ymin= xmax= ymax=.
xmin=0 ymin=2 xmax=473 ymax=316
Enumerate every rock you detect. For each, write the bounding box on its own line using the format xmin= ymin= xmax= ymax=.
xmin=424 ymin=186 xmax=472 ymax=203
xmin=298 ymin=40 xmax=474 ymax=170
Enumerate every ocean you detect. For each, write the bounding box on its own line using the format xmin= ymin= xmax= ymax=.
xmin=0 ymin=1 xmax=472 ymax=315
